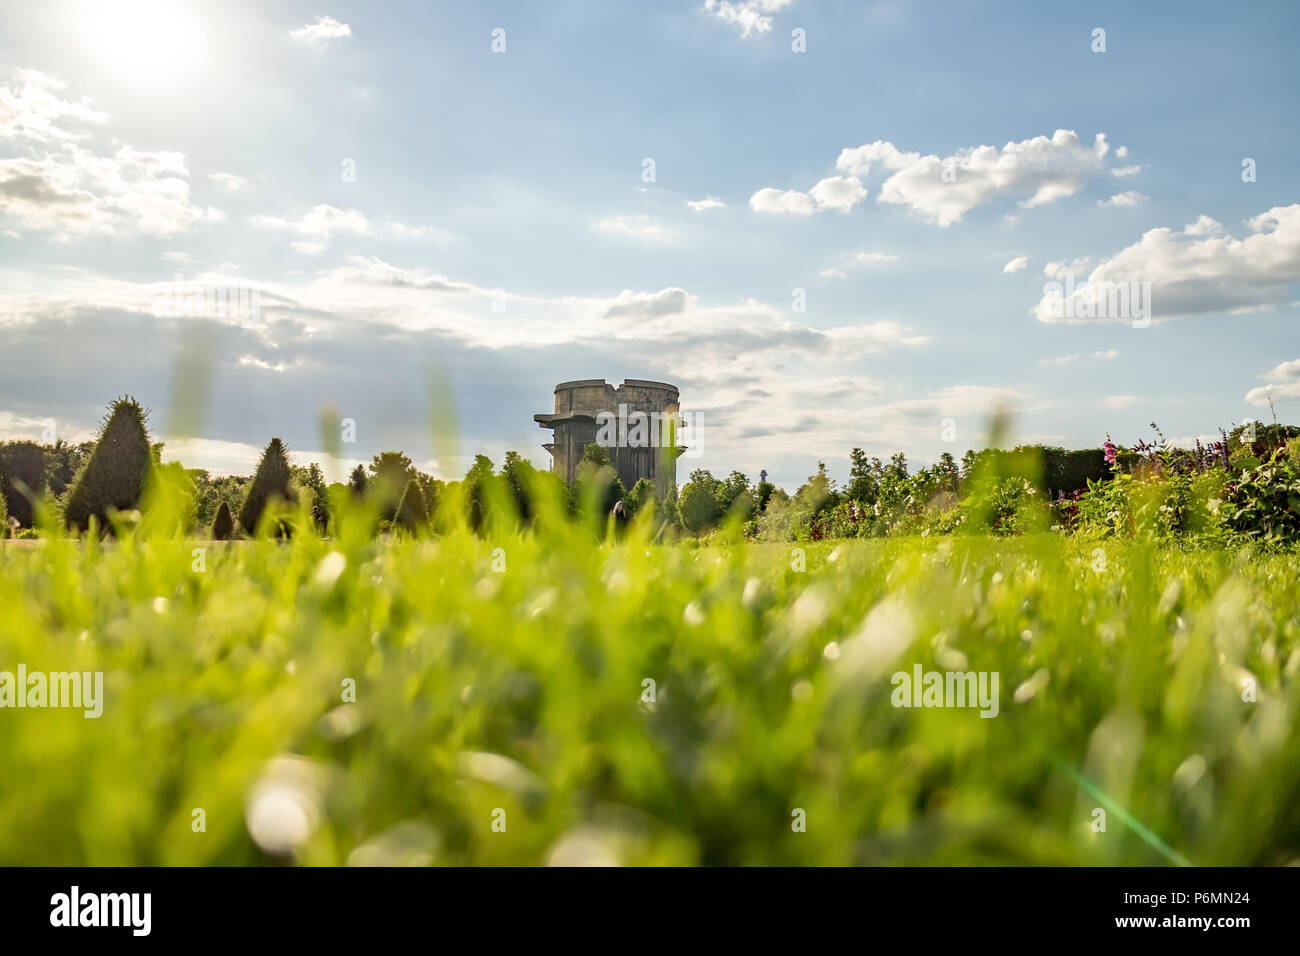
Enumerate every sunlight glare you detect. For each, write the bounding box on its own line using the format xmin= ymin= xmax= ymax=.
xmin=84 ymin=0 xmax=205 ymax=78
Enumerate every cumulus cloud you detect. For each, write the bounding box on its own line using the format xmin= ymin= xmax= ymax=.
xmin=1245 ymin=356 xmax=1300 ymax=405
xmin=808 ymin=175 xmax=867 ymax=212
xmin=290 ymin=15 xmax=352 ymax=47
xmin=749 ymin=187 xmax=815 ymax=216
xmin=832 ymin=129 xmax=1114 ymax=226
xmin=702 ymin=0 xmax=796 ymax=37
xmin=1003 ymin=256 xmax=1028 ymax=273
xmin=1098 ymin=190 xmax=1145 ymax=207
xmin=1112 ymin=164 xmax=1144 ymax=177
xmin=1182 ymin=214 xmax=1223 ymax=237
xmin=0 ymin=147 xmax=225 ymax=239
xmin=1042 ymin=257 xmax=1091 ymax=280
xmin=818 ymin=268 xmax=846 ymax=279
xmin=0 ymin=69 xmax=106 ymax=143
xmin=1033 ymin=203 xmax=1300 ymax=323
xmin=0 ymin=71 xmax=224 ymax=239
xmin=750 ymin=175 xmax=867 ymax=216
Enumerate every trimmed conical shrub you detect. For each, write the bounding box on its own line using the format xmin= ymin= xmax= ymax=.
xmin=64 ymin=397 xmax=153 ymax=532
xmin=239 ymin=438 xmax=294 ymax=536
xmin=211 ymin=500 xmax=234 ymax=540
xmin=394 ymin=477 xmax=428 ymax=531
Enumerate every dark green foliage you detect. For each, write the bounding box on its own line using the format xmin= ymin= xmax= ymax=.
xmin=211 ymin=500 xmax=234 ymax=540
xmin=45 ymin=439 xmax=94 ymax=498
xmin=0 ymin=440 xmax=46 ymax=527
xmin=499 ymin=451 xmax=535 ymax=522
xmin=1039 ymin=446 xmax=1108 ymax=497
xmin=464 ymin=454 xmax=496 ymax=532
xmin=1225 ymin=450 xmax=1300 ymax=542
xmin=348 ymin=464 xmax=368 ymax=497
xmin=394 ymin=478 xmax=428 ymax=531
xmin=624 ymin=478 xmax=655 ymax=518
xmin=239 ymin=438 xmax=294 ymax=536
xmin=63 ymin=397 xmax=154 ymax=532
xmin=368 ymin=452 xmax=417 ymax=511
xmin=678 ymin=468 xmax=721 ymax=533
xmin=292 ymin=462 xmax=330 ymax=531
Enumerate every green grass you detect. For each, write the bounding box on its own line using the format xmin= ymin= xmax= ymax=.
xmin=2 ymin=521 xmax=1298 ymax=865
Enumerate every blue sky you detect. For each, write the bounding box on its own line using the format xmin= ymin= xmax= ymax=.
xmin=1 ymin=0 xmax=1297 ymax=488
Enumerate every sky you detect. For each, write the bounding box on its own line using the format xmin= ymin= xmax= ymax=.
xmin=1 ymin=0 xmax=1297 ymax=490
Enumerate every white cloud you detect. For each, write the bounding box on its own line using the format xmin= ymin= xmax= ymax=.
xmin=1038 ymin=349 xmax=1119 ymax=365
xmin=592 ymin=214 xmax=674 ymax=242
xmin=249 ymin=205 xmax=440 ymax=252
xmin=0 ymin=147 xmax=225 ymax=239
xmin=1104 ymin=394 xmax=1142 ymax=408
xmin=1098 ymin=190 xmax=1145 ymax=207
xmin=1112 ymin=164 xmax=1144 ymax=177
xmin=855 ymin=251 xmax=899 ymax=266
xmin=1043 ymin=257 xmax=1091 ymax=280
xmin=1003 ymin=256 xmax=1028 ymax=274
xmin=1182 ymin=214 xmax=1223 ymax=237
xmin=834 ymin=129 xmax=1113 ymax=226
xmin=808 ymin=175 xmax=867 ymax=212
xmin=1245 ymin=356 xmax=1300 ymax=405
xmin=750 ymin=175 xmax=867 ymax=216
xmin=290 ymin=15 xmax=352 ymax=48
xmin=749 ymin=187 xmax=815 ymax=216
xmin=687 ymin=197 xmax=726 ymax=212
xmin=818 ymin=268 xmax=846 ymax=279
xmin=702 ymin=0 xmax=796 ymax=37
xmin=0 ymin=69 xmax=106 ymax=143
xmin=208 ymin=172 xmax=247 ymax=192
xmin=0 ymin=70 xmax=223 ymax=239
xmin=1033 ymin=203 xmax=1300 ymax=323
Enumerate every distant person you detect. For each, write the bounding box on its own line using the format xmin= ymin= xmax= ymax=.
xmin=609 ymin=500 xmax=629 ymax=539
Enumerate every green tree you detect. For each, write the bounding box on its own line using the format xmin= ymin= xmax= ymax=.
xmin=394 ymin=477 xmax=429 ymax=531
xmin=292 ymin=462 xmax=330 ymax=531
xmin=368 ymin=451 xmax=417 ymax=512
xmin=64 ymin=397 xmax=154 ymax=532
xmin=716 ymin=470 xmax=751 ymax=519
xmin=348 ymin=464 xmax=368 ymax=497
xmin=239 ymin=437 xmax=294 ymax=536
xmin=847 ymin=447 xmax=880 ymax=505
xmin=500 ymin=451 xmax=536 ymax=522
xmin=211 ymin=500 xmax=234 ymax=540
xmin=678 ymin=468 xmax=721 ymax=533
xmin=0 ymin=440 xmax=47 ymax=528
xmin=625 ymin=477 xmax=655 ymax=517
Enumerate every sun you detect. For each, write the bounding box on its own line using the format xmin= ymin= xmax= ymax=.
xmin=83 ymin=0 xmax=205 ymax=78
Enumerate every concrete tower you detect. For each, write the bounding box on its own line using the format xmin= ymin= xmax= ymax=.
xmin=534 ymin=379 xmax=683 ymax=499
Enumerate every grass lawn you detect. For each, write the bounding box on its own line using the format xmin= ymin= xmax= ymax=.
xmin=1 ymin=528 xmax=1296 ymax=865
